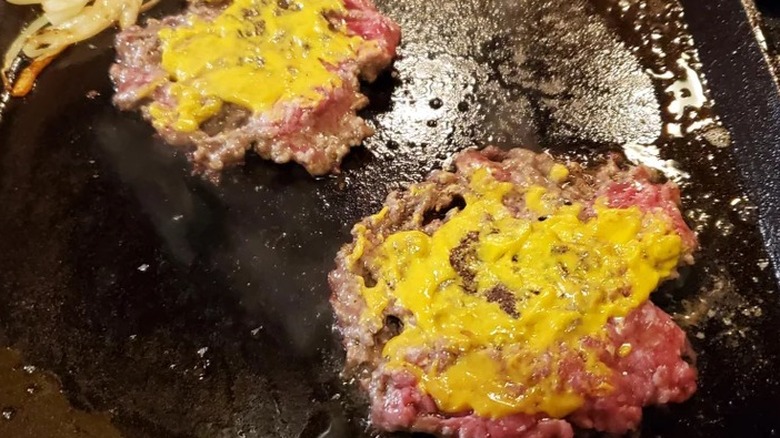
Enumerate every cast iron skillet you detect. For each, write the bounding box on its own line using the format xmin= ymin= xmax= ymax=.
xmin=1 ymin=0 xmax=779 ymax=437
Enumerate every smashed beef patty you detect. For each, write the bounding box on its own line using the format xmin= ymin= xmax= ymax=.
xmin=110 ymin=0 xmax=400 ymax=179
xmin=329 ymin=146 xmax=698 ymax=438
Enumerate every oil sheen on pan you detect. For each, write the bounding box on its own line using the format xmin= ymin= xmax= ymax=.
xmin=0 ymin=0 xmax=779 ymax=437
xmin=0 ymin=348 xmax=123 ymax=438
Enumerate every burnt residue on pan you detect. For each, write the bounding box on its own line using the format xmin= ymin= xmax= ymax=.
xmin=0 ymin=0 xmax=779 ymax=437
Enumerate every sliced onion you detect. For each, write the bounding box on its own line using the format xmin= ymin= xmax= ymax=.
xmin=45 ymin=1 xmax=90 ymax=25
xmin=42 ymin=0 xmax=89 ymax=10
xmin=3 ymin=0 xmax=159 ymax=95
xmin=139 ymin=0 xmax=159 ymax=13
xmin=119 ymin=0 xmax=142 ymax=29
xmin=5 ymin=0 xmax=44 ymax=5
xmin=2 ymin=15 xmax=49 ymax=80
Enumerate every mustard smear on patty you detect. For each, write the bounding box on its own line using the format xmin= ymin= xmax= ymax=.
xmin=351 ymin=168 xmax=685 ymax=419
xmin=150 ymin=0 xmax=374 ymax=132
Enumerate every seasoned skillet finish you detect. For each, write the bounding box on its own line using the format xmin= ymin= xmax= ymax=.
xmin=0 ymin=0 xmax=779 ymax=437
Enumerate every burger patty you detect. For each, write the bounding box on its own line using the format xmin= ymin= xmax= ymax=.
xmin=329 ymin=147 xmax=698 ymax=438
xmin=110 ymin=0 xmax=400 ymax=178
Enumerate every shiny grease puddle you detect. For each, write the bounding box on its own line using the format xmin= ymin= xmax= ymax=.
xmin=0 ymin=348 xmax=123 ymax=437
xmin=0 ymin=0 xmax=778 ymax=437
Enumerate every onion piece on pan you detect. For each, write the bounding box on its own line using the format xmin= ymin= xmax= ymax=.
xmin=2 ymin=0 xmax=160 ymax=96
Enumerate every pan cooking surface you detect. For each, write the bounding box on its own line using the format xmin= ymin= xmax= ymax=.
xmin=1 ymin=0 xmax=779 ymax=437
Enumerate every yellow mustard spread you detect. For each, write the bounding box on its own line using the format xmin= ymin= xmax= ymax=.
xmin=150 ymin=0 xmax=373 ymax=132
xmin=351 ymin=168 xmax=685 ymax=419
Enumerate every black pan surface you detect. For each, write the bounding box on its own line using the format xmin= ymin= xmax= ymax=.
xmin=1 ymin=0 xmax=779 ymax=437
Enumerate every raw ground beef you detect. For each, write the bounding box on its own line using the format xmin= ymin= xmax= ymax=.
xmin=329 ymin=147 xmax=698 ymax=438
xmin=110 ymin=0 xmax=400 ymax=179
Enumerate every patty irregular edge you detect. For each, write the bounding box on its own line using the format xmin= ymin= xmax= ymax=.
xmin=329 ymin=146 xmax=698 ymax=438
